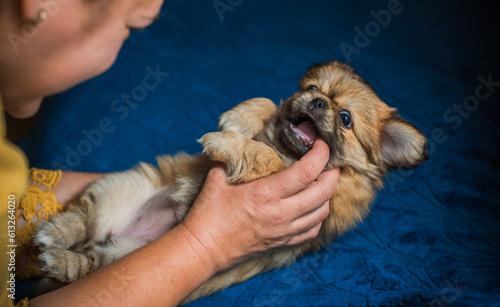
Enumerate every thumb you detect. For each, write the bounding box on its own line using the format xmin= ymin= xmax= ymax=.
xmin=261 ymin=138 xmax=330 ymax=198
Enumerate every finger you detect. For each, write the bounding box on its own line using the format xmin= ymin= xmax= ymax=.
xmin=202 ymin=163 xmax=231 ymax=195
xmin=290 ymin=199 xmax=330 ymax=234
xmin=262 ymin=138 xmax=331 ymax=198
xmin=205 ymin=163 xmax=228 ymax=182
xmin=287 ymin=222 xmax=323 ymax=246
xmin=288 ymin=167 xmax=339 ymax=220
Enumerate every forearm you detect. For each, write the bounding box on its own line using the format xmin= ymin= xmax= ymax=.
xmin=55 ymin=171 xmax=106 ymax=205
xmin=17 ymin=171 xmax=104 ymax=229
xmin=29 ymin=224 xmax=217 ymax=306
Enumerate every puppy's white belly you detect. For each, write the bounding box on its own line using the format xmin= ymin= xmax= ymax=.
xmin=114 ymin=204 xmax=179 ymax=243
xmin=112 ymin=188 xmax=183 ymax=243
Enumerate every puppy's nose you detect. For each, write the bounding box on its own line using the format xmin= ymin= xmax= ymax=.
xmin=311 ymin=98 xmax=325 ymax=109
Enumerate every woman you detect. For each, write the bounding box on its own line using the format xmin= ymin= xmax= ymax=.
xmin=0 ymin=0 xmax=339 ymax=306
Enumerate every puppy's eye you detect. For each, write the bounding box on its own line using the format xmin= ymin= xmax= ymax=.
xmin=307 ymin=85 xmax=319 ymax=91
xmin=340 ymin=110 xmax=352 ymax=128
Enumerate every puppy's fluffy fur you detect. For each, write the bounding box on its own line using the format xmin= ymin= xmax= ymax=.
xmin=34 ymin=61 xmax=427 ymax=303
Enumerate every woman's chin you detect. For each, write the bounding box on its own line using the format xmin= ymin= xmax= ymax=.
xmin=5 ymin=98 xmax=42 ymax=119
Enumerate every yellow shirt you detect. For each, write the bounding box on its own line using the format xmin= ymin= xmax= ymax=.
xmin=0 ymin=96 xmax=29 ymax=307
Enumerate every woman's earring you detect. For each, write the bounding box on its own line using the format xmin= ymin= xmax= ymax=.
xmin=24 ymin=9 xmax=47 ymax=29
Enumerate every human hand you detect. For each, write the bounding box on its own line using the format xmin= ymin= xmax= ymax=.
xmin=180 ymin=138 xmax=340 ymax=273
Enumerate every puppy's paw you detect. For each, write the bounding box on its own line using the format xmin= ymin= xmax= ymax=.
xmin=199 ymin=131 xmax=243 ymax=164
xmin=200 ymin=131 xmax=285 ymax=184
xmin=227 ymin=148 xmax=285 ymax=184
xmin=39 ymin=248 xmax=91 ymax=283
xmin=33 ymin=211 xmax=86 ymax=249
xmin=33 ymin=221 xmax=69 ymax=249
xmin=218 ymin=98 xmax=277 ymax=138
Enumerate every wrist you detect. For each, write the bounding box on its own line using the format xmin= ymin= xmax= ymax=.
xmin=176 ymin=222 xmax=222 ymax=276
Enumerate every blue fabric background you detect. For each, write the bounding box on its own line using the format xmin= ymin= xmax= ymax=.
xmin=18 ymin=0 xmax=500 ymax=306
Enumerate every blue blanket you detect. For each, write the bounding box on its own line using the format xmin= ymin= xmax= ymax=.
xmin=19 ymin=0 xmax=500 ymax=306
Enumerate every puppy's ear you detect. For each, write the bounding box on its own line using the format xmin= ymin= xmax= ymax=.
xmin=381 ymin=113 xmax=428 ymax=169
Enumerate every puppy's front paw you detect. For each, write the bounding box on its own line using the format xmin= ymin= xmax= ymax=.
xmin=199 ymin=131 xmax=243 ymax=164
xmin=218 ymin=98 xmax=277 ymax=138
xmin=200 ymin=131 xmax=285 ymax=184
xmin=39 ymin=248 xmax=90 ymax=283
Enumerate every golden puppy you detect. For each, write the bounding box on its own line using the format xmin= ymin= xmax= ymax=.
xmin=34 ymin=61 xmax=427 ymax=303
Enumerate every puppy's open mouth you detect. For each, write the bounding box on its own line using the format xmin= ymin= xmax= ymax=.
xmin=288 ymin=115 xmax=320 ymax=149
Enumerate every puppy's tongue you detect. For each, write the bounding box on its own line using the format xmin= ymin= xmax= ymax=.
xmin=292 ymin=121 xmax=319 ymax=145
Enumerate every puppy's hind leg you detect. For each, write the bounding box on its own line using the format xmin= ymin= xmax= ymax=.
xmin=200 ymin=131 xmax=284 ymax=184
xmin=39 ymin=239 xmax=144 ymax=283
xmin=33 ymin=205 xmax=88 ymax=249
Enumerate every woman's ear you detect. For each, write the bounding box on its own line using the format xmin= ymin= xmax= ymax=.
xmin=19 ymin=0 xmax=41 ymax=21
xmin=381 ymin=112 xmax=428 ymax=170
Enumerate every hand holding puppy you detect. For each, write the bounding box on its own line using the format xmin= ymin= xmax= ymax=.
xmin=181 ymin=138 xmax=340 ymax=273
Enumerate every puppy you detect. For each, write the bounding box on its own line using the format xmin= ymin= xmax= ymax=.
xmin=33 ymin=61 xmax=427 ymax=303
